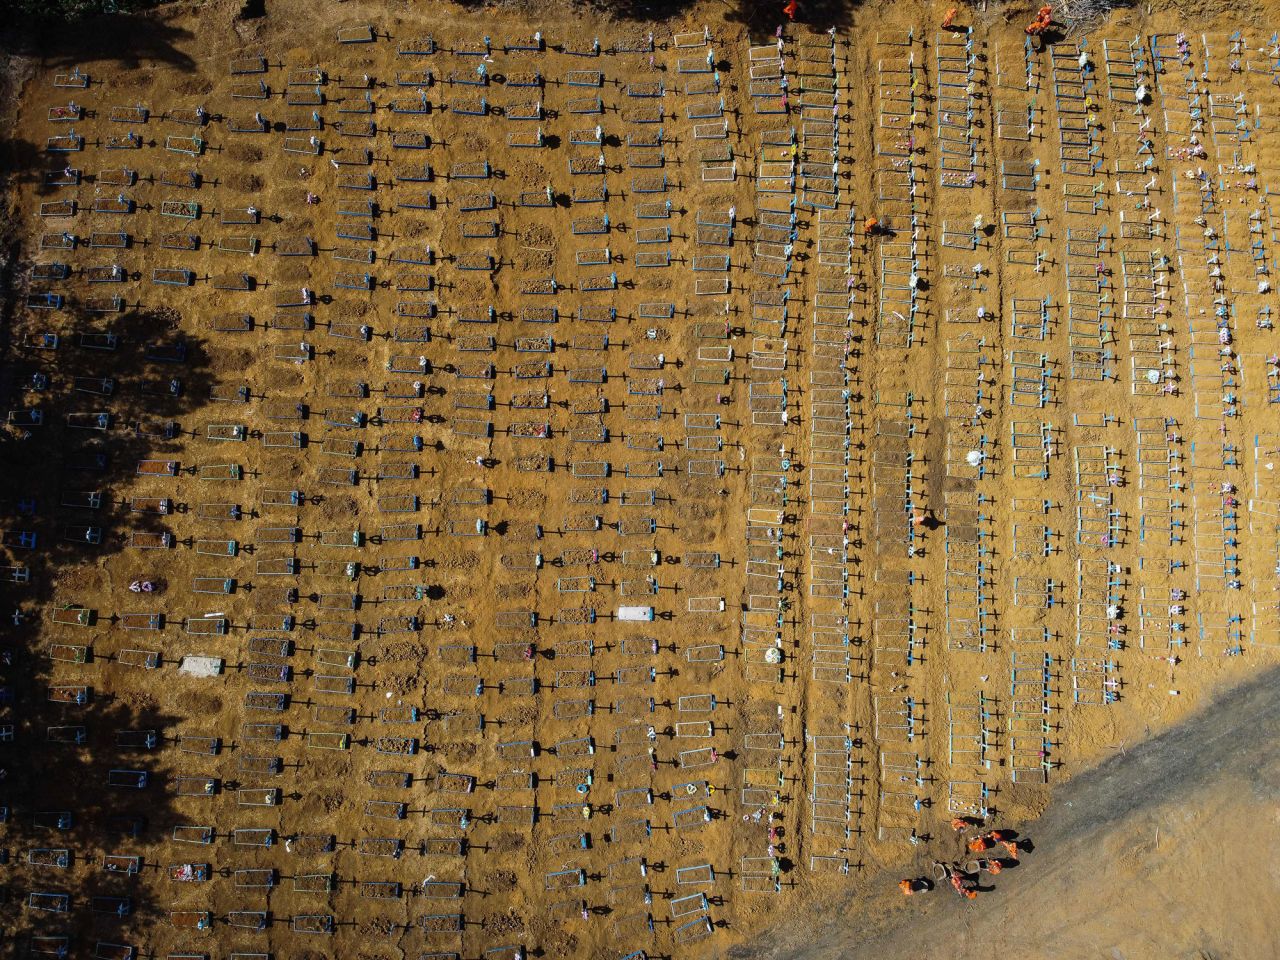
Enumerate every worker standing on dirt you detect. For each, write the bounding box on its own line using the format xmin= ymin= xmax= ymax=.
xmin=934 ymin=861 xmax=978 ymax=899
xmin=1026 ymin=5 xmax=1053 ymax=35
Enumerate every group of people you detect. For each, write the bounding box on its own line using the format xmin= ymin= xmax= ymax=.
xmin=898 ymin=821 xmax=1027 ymax=900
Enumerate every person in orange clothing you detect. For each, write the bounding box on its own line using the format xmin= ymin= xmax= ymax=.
xmin=1026 ymin=5 xmax=1053 ymax=35
xmin=783 ymin=0 xmax=798 ymax=20
xmin=942 ymin=7 xmax=958 ymax=28
xmin=912 ymin=507 xmax=934 ymax=528
xmin=987 ymin=829 xmax=1016 ymax=842
xmin=863 ymin=216 xmax=879 ymax=237
xmin=950 ymin=817 xmax=970 ymax=832
xmin=999 ymin=839 xmax=1020 ymax=860
xmin=967 ymin=835 xmax=994 ymax=853
xmin=899 ymin=878 xmax=917 ymax=895
xmin=950 ymin=873 xmax=978 ymax=899
xmin=934 ymin=860 xmax=977 ymax=899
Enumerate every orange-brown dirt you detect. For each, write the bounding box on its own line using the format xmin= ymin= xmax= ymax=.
xmin=1 ymin=0 xmax=1279 ymax=958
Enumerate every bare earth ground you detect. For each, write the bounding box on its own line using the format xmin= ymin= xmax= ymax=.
xmin=1 ymin=0 xmax=1279 ymax=957
xmin=740 ymin=662 xmax=1280 ymax=960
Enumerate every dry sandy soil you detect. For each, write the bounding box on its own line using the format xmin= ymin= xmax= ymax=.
xmin=1 ymin=0 xmax=1279 ymax=957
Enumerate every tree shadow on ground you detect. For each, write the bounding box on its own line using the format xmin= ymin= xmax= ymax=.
xmin=718 ymin=0 xmax=864 ymax=31
xmin=0 ymin=9 xmax=194 ymax=72
xmin=0 ymin=292 xmax=220 ymax=952
xmin=448 ymin=0 xmax=865 ymax=31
